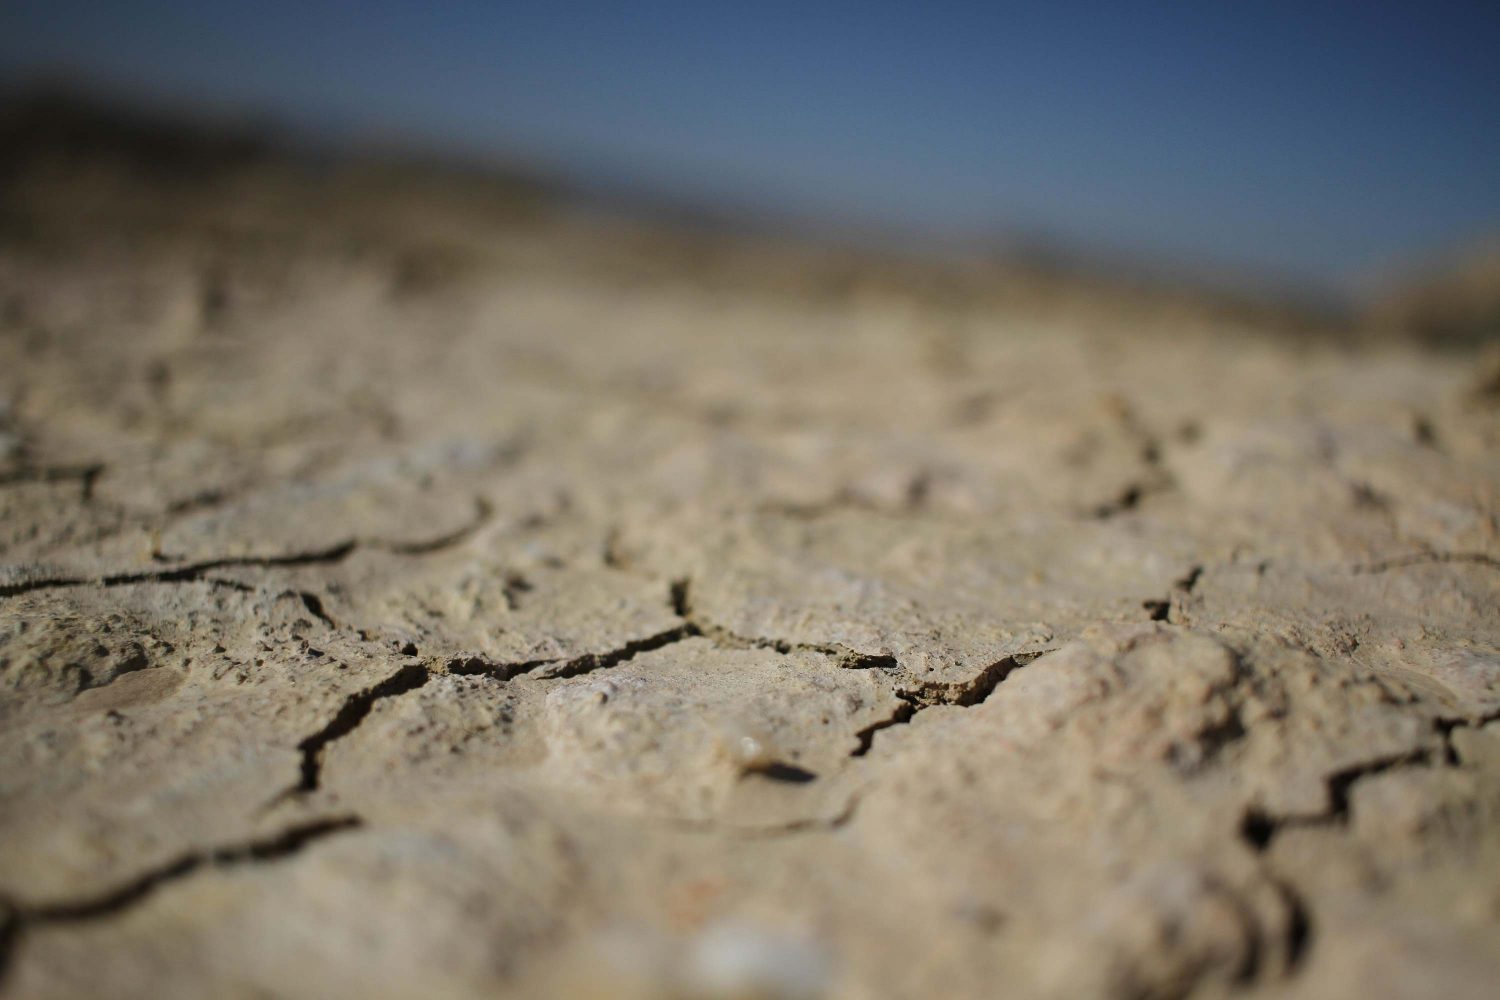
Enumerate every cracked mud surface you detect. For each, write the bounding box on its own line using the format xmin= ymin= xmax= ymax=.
xmin=3 ymin=127 xmax=1500 ymax=999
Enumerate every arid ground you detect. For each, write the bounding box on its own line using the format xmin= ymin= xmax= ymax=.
xmin=2 ymin=98 xmax=1498 ymax=999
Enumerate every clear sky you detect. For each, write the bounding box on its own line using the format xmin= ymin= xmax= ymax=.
xmin=3 ymin=1 xmax=1497 ymax=293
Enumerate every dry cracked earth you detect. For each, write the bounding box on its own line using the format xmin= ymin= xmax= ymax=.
xmin=2 ymin=105 xmax=1499 ymax=999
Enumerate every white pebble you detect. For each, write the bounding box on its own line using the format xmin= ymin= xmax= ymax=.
xmin=682 ymin=921 xmax=831 ymax=1000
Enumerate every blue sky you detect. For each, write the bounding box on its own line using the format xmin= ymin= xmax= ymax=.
xmin=3 ymin=2 xmax=1497 ymax=292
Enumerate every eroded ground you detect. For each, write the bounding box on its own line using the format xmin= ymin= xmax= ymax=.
xmin=2 ymin=113 xmax=1499 ymax=999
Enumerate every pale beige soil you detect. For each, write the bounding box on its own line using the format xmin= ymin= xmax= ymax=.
xmin=1 ymin=104 xmax=1498 ymax=999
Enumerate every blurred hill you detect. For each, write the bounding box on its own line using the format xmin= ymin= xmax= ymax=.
xmin=5 ymin=86 xmax=1493 ymax=349
xmin=1369 ymin=239 xmax=1500 ymax=349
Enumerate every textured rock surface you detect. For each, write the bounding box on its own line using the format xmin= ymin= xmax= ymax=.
xmin=2 ymin=122 xmax=1499 ymax=998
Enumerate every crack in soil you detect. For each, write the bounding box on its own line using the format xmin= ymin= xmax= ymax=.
xmin=0 ymin=542 xmax=359 ymax=599
xmin=1238 ymin=749 xmax=1435 ymax=851
xmin=276 ymin=622 xmax=705 ymax=803
xmin=375 ymin=496 xmax=493 ymax=556
xmin=669 ymin=577 xmax=901 ymax=670
xmin=1144 ymin=564 xmax=1204 ymax=621
xmin=0 ymin=462 xmax=104 ymax=502
xmin=288 ymin=662 xmax=434 ymax=796
xmin=852 ymin=649 xmax=1047 ymax=756
xmin=0 ymin=496 xmax=494 ymax=600
xmin=0 ymin=816 xmax=361 ymax=987
xmin=1354 ymin=551 xmax=1500 ymax=574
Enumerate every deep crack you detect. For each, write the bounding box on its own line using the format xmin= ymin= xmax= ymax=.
xmin=535 ymin=625 xmax=700 ymax=680
xmin=290 ymin=662 xmax=432 ymax=795
xmin=1144 ymin=564 xmax=1204 ymax=622
xmin=853 ymin=650 xmax=1046 ymax=756
xmin=1238 ymin=749 xmax=1434 ymax=851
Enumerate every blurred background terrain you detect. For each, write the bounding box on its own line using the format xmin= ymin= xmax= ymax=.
xmin=2 ymin=1 xmax=1498 ymax=342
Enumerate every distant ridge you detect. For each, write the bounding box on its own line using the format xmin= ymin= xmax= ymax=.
xmin=1 ymin=84 xmax=1367 ymax=341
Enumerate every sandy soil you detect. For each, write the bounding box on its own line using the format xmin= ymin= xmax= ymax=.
xmin=2 ymin=101 xmax=1498 ymax=999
